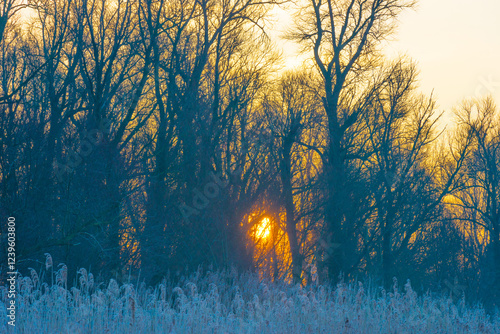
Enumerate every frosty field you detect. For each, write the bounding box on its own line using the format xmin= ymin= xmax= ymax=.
xmin=1 ymin=266 xmax=499 ymax=334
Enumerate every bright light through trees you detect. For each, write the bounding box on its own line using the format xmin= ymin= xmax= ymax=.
xmin=256 ymin=217 xmax=271 ymax=239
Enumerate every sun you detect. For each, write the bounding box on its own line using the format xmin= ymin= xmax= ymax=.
xmin=256 ymin=217 xmax=271 ymax=239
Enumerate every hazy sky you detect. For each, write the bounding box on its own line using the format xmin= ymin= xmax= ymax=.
xmin=271 ymin=0 xmax=500 ymax=116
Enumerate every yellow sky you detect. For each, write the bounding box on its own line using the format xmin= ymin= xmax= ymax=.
xmin=269 ymin=0 xmax=500 ymax=116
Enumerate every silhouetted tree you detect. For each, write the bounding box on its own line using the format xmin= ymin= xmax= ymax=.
xmin=361 ymin=59 xmax=469 ymax=288
xmin=261 ymin=70 xmax=324 ymax=282
xmin=450 ymin=97 xmax=500 ymax=306
xmin=288 ymin=0 xmax=416 ymax=281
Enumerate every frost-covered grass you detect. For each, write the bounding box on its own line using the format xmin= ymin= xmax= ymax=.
xmin=1 ymin=264 xmax=499 ymax=333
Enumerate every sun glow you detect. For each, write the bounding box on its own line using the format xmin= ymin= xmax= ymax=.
xmin=256 ymin=217 xmax=271 ymax=239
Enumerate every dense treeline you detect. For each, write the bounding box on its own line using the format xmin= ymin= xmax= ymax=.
xmin=0 ymin=0 xmax=498 ymax=308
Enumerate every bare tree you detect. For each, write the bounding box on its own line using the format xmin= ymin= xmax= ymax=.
xmin=450 ymin=97 xmax=500 ymax=305
xmin=0 ymin=0 xmax=27 ymax=42
xmin=288 ymin=0 xmax=416 ymax=280
xmin=360 ymin=59 xmax=470 ymax=287
xmin=137 ymin=0 xmax=280 ymax=281
xmin=260 ymin=70 xmax=324 ymax=282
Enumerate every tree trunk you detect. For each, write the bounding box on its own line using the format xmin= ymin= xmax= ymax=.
xmin=323 ymin=85 xmax=347 ymax=283
xmin=282 ymin=138 xmax=302 ymax=283
xmin=491 ymin=221 xmax=500 ymax=306
xmin=324 ymin=145 xmax=346 ymax=282
xmin=382 ymin=224 xmax=393 ymax=289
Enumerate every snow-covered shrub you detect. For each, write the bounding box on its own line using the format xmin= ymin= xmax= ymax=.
xmin=1 ymin=257 xmax=499 ymax=333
